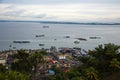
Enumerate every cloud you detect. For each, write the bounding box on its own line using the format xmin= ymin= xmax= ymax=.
xmin=0 ymin=10 xmax=55 ymax=19
xmin=0 ymin=3 xmax=120 ymax=22
xmin=3 ymin=10 xmax=25 ymax=17
xmin=0 ymin=4 xmax=56 ymax=20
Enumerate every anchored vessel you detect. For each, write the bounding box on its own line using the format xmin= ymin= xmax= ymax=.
xmin=13 ymin=41 xmax=30 ymax=43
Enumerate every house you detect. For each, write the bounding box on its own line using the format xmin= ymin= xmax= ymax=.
xmin=58 ymin=54 xmax=66 ymax=60
xmin=0 ymin=59 xmax=6 ymax=65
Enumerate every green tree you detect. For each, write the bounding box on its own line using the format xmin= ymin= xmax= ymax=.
xmin=0 ymin=72 xmax=4 ymax=80
xmin=84 ymin=67 xmax=99 ymax=80
xmin=0 ymin=64 xmax=6 ymax=72
xmin=5 ymin=71 xmax=29 ymax=80
xmin=39 ymin=48 xmax=48 ymax=55
xmin=65 ymin=67 xmax=81 ymax=79
xmin=88 ymin=43 xmax=120 ymax=73
xmin=109 ymin=58 xmax=120 ymax=72
xmin=89 ymin=43 xmax=120 ymax=60
xmin=11 ymin=49 xmax=32 ymax=73
xmin=30 ymin=51 xmax=44 ymax=80
xmin=71 ymin=77 xmax=85 ymax=80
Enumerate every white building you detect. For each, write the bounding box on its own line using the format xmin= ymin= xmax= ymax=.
xmin=0 ymin=59 xmax=6 ymax=65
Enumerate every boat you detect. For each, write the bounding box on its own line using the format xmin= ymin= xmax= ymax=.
xmin=76 ymin=38 xmax=87 ymax=41
xmin=13 ymin=41 xmax=30 ymax=43
xmin=13 ymin=47 xmax=16 ymax=49
xmin=36 ymin=35 xmax=45 ymax=37
xmin=9 ymin=45 xmax=12 ymax=47
xmin=64 ymin=36 xmax=70 ymax=38
xmin=74 ymin=41 xmax=80 ymax=44
xmin=39 ymin=44 xmax=45 ymax=46
xmin=89 ymin=37 xmax=101 ymax=39
xmin=43 ymin=26 xmax=49 ymax=28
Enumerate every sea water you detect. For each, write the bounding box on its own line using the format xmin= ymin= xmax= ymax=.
xmin=0 ymin=22 xmax=120 ymax=51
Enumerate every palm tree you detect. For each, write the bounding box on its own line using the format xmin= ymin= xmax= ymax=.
xmin=84 ymin=67 xmax=99 ymax=80
xmin=109 ymin=58 xmax=120 ymax=72
xmin=88 ymin=43 xmax=120 ymax=73
xmin=89 ymin=43 xmax=120 ymax=59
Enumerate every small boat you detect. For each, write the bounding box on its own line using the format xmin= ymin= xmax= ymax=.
xmin=9 ymin=45 xmax=12 ymax=47
xmin=76 ymin=38 xmax=87 ymax=41
xmin=36 ymin=35 xmax=45 ymax=37
xmin=89 ymin=37 xmax=101 ymax=39
xmin=43 ymin=26 xmax=49 ymax=28
xmin=64 ymin=36 xmax=70 ymax=38
xmin=54 ymin=39 xmax=57 ymax=41
xmin=13 ymin=47 xmax=16 ymax=49
xmin=13 ymin=41 xmax=30 ymax=43
xmin=39 ymin=44 xmax=45 ymax=46
xmin=74 ymin=41 xmax=80 ymax=44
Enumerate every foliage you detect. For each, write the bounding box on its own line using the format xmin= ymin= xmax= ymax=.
xmin=109 ymin=58 xmax=120 ymax=72
xmin=84 ymin=67 xmax=99 ymax=80
xmin=0 ymin=71 xmax=29 ymax=80
xmin=88 ymin=43 xmax=120 ymax=78
xmin=11 ymin=49 xmax=32 ymax=73
xmin=0 ymin=64 xmax=6 ymax=72
xmin=30 ymin=51 xmax=44 ymax=73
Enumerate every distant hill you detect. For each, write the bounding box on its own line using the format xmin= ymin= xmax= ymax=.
xmin=0 ymin=20 xmax=120 ymax=25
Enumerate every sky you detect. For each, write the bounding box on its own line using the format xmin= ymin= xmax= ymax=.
xmin=0 ymin=0 xmax=120 ymax=22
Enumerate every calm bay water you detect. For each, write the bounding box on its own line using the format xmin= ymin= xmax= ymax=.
xmin=0 ymin=22 xmax=120 ymax=51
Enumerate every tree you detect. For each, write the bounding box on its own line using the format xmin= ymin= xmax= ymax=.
xmin=0 ymin=71 xmax=29 ymax=80
xmin=89 ymin=43 xmax=120 ymax=60
xmin=5 ymin=71 xmax=29 ymax=80
xmin=71 ymin=77 xmax=85 ymax=80
xmin=0 ymin=64 xmax=6 ymax=72
xmin=88 ymin=43 xmax=120 ymax=73
xmin=0 ymin=72 xmax=4 ymax=80
xmin=11 ymin=49 xmax=32 ymax=73
xmin=39 ymin=48 xmax=48 ymax=55
xmin=30 ymin=51 xmax=44 ymax=80
xmin=84 ymin=67 xmax=99 ymax=80
xmin=109 ymin=58 xmax=120 ymax=72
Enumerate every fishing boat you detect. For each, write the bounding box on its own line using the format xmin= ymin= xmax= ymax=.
xmin=76 ymin=38 xmax=87 ymax=41
xmin=89 ymin=37 xmax=101 ymax=39
xmin=43 ymin=26 xmax=49 ymax=28
xmin=13 ymin=41 xmax=30 ymax=43
xmin=74 ymin=41 xmax=80 ymax=44
xmin=36 ymin=35 xmax=45 ymax=37
xmin=39 ymin=44 xmax=45 ymax=46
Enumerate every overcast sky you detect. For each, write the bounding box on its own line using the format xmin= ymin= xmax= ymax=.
xmin=0 ymin=0 xmax=120 ymax=22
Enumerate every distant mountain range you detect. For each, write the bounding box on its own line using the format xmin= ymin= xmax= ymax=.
xmin=0 ymin=20 xmax=120 ymax=25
